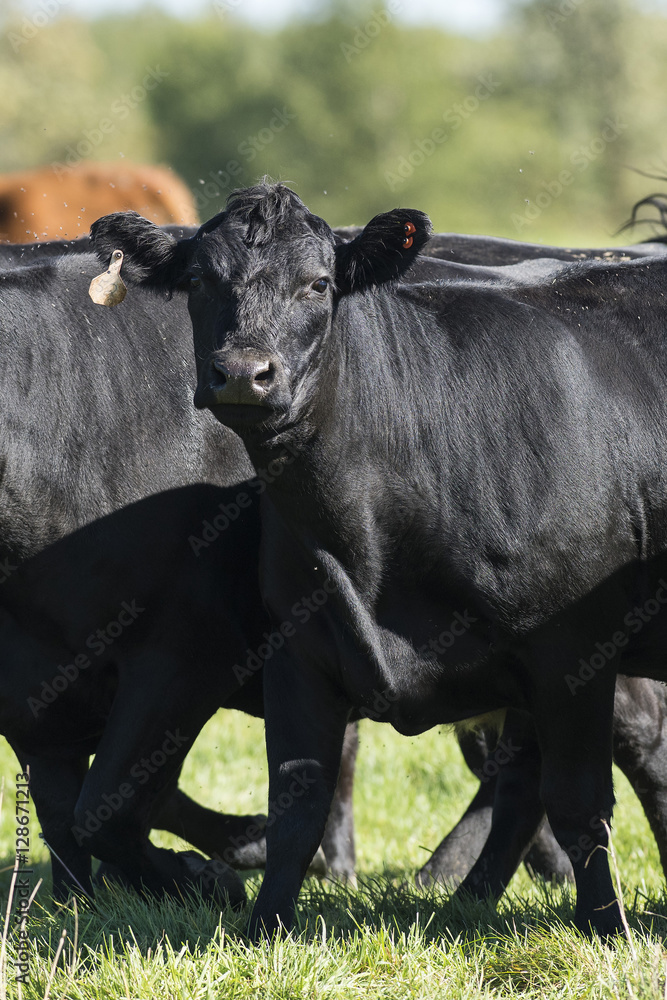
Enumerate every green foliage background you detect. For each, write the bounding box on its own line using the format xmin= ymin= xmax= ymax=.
xmin=2 ymin=0 xmax=667 ymax=242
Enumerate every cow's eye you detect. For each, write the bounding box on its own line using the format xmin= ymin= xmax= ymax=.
xmin=311 ymin=277 xmax=329 ymax=294
xmin=190 ymin=275 xmax=202 ymax=290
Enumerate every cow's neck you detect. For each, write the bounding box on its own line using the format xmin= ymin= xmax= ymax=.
xmin=240 ymin=288 xmax=451 ymax=594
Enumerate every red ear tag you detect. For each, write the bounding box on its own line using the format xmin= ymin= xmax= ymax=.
xmin=402 ymin=221 xmax=416 ymax=248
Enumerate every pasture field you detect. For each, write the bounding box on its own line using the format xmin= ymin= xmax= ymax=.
xmin=1 ymin=711 xmax=666 ymax=999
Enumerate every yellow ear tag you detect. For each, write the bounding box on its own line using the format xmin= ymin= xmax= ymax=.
xmin=89 ymin=249 xmax=127 ymax=307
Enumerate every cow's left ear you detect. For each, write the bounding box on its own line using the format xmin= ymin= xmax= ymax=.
xmin=334 ymin=209 xmax=431 ymax=293
xmin=90 ymin=211 xmax=192 ymax=290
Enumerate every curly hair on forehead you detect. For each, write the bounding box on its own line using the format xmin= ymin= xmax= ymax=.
xmin=224 ymin=180 xmax=334 ymax=247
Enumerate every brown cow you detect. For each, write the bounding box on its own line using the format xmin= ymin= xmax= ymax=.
xmin=0 ymin=161 xmax=198 ymax=242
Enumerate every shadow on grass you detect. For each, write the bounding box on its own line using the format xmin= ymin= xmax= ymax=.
xmin=6 ymin=865 xmax=667 ymax=970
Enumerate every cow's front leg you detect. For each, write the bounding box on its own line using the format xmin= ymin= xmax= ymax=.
xmin=249 ymin=649 xmax=350 ymax=939
xmin=531 ymin=669 xmax=621 ymax=937
xmin=13 ymin=749 xmax=91 ymax=900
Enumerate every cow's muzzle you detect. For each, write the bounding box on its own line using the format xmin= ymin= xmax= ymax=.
xmin=195 ymin=350 xmax=287 ymax=413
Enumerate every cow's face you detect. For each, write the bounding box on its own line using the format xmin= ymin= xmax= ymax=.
xmin=185 ymin=197 xmax=338 ymax=431
xmin=90 ymin=184 xmax=430 ymax=435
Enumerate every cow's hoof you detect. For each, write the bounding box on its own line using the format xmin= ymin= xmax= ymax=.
xmin=223 ymin=834 xmax=326 ymax=878
xmin=179 ymin=850 xmax=246 ymax=909
xmin=415 ymin=866 xmax=460 ymax=890
xmin=94 ymin=860 xmax=131 ymax=890
xmin=306 ymin=845 xmax=327 ymax=878
xmin=522 ymin=829 xmax=574 ymax=885
xmin=95 ymin=851 xmax=246 ymax=910
xmin=227 ymin=836 xmax=267 ymax=870
xmin=573 ymin=902 xmax=624 ymax=940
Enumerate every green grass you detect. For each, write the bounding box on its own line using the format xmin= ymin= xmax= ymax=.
xmin=1 ymin=714 xmax=666 ymax=998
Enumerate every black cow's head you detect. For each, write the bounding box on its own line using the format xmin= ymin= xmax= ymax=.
xmin=90 ymin=182 xmax=431 ymax=434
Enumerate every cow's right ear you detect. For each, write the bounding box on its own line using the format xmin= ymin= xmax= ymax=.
xmin=90 ymin=211 xmax=190 ymax=290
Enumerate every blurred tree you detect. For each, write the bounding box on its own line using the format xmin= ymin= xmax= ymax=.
xmin=2 ymin=0 xmax=667 ymax=242
xmin=505 ymin=0 xmax=635 ymax=232
xmin=0 ymin=14 xmax=161 ymax=173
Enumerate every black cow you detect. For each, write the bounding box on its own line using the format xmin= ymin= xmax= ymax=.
xmin=0 ymin=249 xmax=362 ymax=908
xmin=403 ymin=229 xmax=667 ymax=889
xmin=91 ymin=182 xmax=667 ymax=940
xmin=10 ymin=228 xmax=667 ymax=908
xmin=70 ymin=212 xmax=667 ymax=895
xmin=370 ymin=226 xmax=667 ymax=899
xmin=340 ymin=218 xmax=667 ymax=890
xmin=341 ymin=220 xmax=667 ymax=891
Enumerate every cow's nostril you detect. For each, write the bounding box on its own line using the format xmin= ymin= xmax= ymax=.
xmin=212 ymin=359 xmax=229 ymax=382
xmin=254 ymin=365 xmax=273 ymax=383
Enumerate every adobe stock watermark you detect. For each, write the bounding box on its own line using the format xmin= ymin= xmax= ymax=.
xmin=191 ymin=107 xmax=296 ymax=216
xmin=511 ymin=116 xmax=627 ymax=232
xmin=189 ymin=445 xmax=298 ymax=556
xmin=384 ymin=75 xmax=500 ymax=192
xmin=417 ymin=609 xmax=478 ymax=657
xmin=472 ymin=737 xmax=521 ymax=784
xmin=340 ymin=1 xmax=402 ymax=63
xmin=565 ymin=579 xmax=667 ymax=694
xmin=232 ymin=577 xmax=338 ymax=686
xmin=545 ymin=0 xmax=589 ymax=30
xmin=7 ymin=0 xmax=70 ymax=53
xmin=50 ymin=66 xmax=169 ymax=176
xmin=27 ymin=600 xmax=145 ymax=717
xmin=266 ymin=772 xmax=316 ymax=831
xmin=71 ymin=729 xmax=189 ymax=845
xmin=189 ymin=493 xmax=253 ymax=556
xmin=562 ymin=811 xmax=611 ymax=866
xmin=13 ymin=771 xmax=33 ymax=987
xmin=213 ymin=0 xmax=243 ymax=16
xmin=0 ymin=555 xmax=18 ymax=585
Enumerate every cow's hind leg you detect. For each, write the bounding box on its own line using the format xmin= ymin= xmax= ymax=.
xmin=73 ymin=659 xmax=245 ymax=908
xmin=418 ymin=725 xmax=573 ymax=888
xmin=610 ymin=675 xmax=667 ymax=877
xmin=430 ymin=673 xmax=667 ymax=890
xmin=522 ymin=818 xmax=575 ymax=883
xmin=321 ymin=721 xmax=358 ymax=880
xmin=454 ymin=711 xmax=546 ymax=903
xmin=417 ymin=728 xmax=496 ymax=887
xmin=150 ymin=721 xmax=358 ymax=879
xmin=531 ymin=663 xmax=621 ymax=937
xmin=150 ymin=778 xmax=268 ymax=870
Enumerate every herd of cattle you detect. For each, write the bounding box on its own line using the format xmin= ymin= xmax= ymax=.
xmin=3 ymin=165 xmax=667 ymax=941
